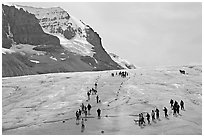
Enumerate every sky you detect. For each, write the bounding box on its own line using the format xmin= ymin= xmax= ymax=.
xmin=11 ymin=2 xmax=202 ymax=67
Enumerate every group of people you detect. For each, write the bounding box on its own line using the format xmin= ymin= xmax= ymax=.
xmin=75 ymin=82 xmax=103 ymax=132
xmin=87 ymin=82 xmax=99 ymax=100
xmin=170 ymin=99 xmax=184 ymax=116
xmin=136 ymin=99 xmax=185 ymax=127
xmin=75 ymin=103 xmax=92 ymax=124
xmin=87 ymin=88 xmax=97 ymax=100
xmin=111 ymin=71 xmax=129 ymax=78
xmin=137 ymin=108 xmax=160 ymax=126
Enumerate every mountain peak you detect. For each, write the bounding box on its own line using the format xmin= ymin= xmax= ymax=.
xmin=2 ymin=4 xmax=124 ymax=77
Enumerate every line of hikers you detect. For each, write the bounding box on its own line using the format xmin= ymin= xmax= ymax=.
xmin=87 ymin=90 xmax=101 ymax=103
xmin=137 ymin=99 xmax=185 ymax=127
xmin=138 ymin=108 xmax=160 ymax=126
xmin=170 ymin=99 xmax=185 ymax=115
xmin=75 ymin=81 xmax=102 ymax=132
xmin=75 ymin=103 xmax=92 ymax=124
xmin=75 ymin=103 xmax=102 ymax=131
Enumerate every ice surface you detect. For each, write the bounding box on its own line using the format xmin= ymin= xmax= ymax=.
xmin=2 ymin=65 xmax=202 ymax=135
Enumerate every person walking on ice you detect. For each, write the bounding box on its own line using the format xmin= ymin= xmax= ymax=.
xmin=151 ymin=110 xmax=155 ymax=121
xmin=146 ymin=113 xmax=151 ymax=124
xmin=138 ymin=114 xmax=142 ymax=126
xmin=97 ymin=108 xmax=101 ymax=118
xmin=87 ymin=104 xmax=92 ymax=115
xmin=81 ymin=103 xmax=85 ymax=112
xmin=155 ymin=108 xmax=160 ymax=120
xmin=95 ymin=82 xmax=98 ymax=90
xmin=96 ymin=95 xmax=99 ymax=103
xmin=170 ymin=99 xmax=174 ymax=108
xmin=78 ymin=109 xmax=82 ymax=116
xmin=140 ymin=113 xmax=145 ymax=126
xmin=87 ymin=91 xmax=91 ymax=101
xmin=81 ymin=118 xmax=85 ymax=132
xmin=180 ymin=100 xmax=184 ymax=110
xmin=76 ymin=110 xmax=80 ymax=125
xmin=163 ymin=107 xmax=168 ymax=118
xmin=173 ymin=101 xmax=178 ymax=116
xmin=176 ymin=103 xmax=180 ymax=115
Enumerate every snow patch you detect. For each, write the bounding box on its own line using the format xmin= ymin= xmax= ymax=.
xmin=10 ymin=44 xmax=46 ymax=55
xmin=30 ymin=60 xmax=40 ymax=64
xmin=2 ymin=48 xmax=15 ymax=54
xmin=69 ymin=15 xmax=88 ymax=37
xmin=43 ymin=30 xmax=95 ymax=57
xmin=172 ymin=84 xmax=180 ymax=88
xmin=60 ymin=58 xmax=66 ymax=61
xmin=50 ymin=56 xmax=57 ymax=61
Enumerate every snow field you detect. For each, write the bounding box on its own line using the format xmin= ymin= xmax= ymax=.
xmin=2 ymin=66 xmax=202 ymax=134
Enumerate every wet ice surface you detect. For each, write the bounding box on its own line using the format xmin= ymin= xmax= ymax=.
xmin=2 ymin=65 xmax=202 ymax=135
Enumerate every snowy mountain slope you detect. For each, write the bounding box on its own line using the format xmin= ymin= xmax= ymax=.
xmin=2 ymin=4 xmax=122 ymax=77
xmin=2 ymin=65 xmax=202 ymax=135
xmin=109 ymin=53 xmax=136 ymax=69
xmin=16 ymin=5 xmax=121 ymax=70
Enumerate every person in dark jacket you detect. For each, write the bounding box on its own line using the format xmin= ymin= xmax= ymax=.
xmin=87 ymin=104 xmax=92 ymax=115
xmin=155 ymin=108 xmax=160 ymax=119
xmin=151 ymin=110 xmax=155 ymax=121
xmin=96 ymin=95 xmax=99 ymax=103
xmin=97 ymin=108 xmax=101 ymax=117
xmin=163 ymin=107 xmax=168 ymax=118
xmin=180 ymin=100 xmax=184 ymax=110
xmin=170 ymin=99 xmax=174 ymax=108
xmin=146 ymin=113 xmax=151 ymax=124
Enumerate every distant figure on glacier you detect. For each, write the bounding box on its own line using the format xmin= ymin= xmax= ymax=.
xmin=163 ymin=107 xmax=168 ymax=118
xmin=87 ymin=91 xmax=91 ymax=100
xmin=138 ymin=113 xmax=145 ymax=126
xmin=95 ymin=82 xmax=98 ymax=89
xmin=140 ymin=113 xmax=145 ymax=126
xmin=87 ymin=104 xmax=92 ymax=115
xmin=138 ymin=114 xmax=142 ymax=126
xmin=111 ymin=73 xmax=114 ymax=77
xmin=84 ymin=109 xmax=88 ymax=118
xmin=81 ymin=103 xmax=85 ymax=112
xmin=76 ymin=111 xmax=80 ymax=124
xmin=170 ymin=99 xmax=174 ymax=108
xmin=78 ymin=109 xmax=82 ymax=116
xmin=146 ymin=113 xmax=151 ymax=124
xmin=81 ymin=118 xmax=85 ymax=132
xmin=151 ymin=110 xmax=155 ymax=121
xmin=180 ymin=100 xmax=184 ymax=110
xmin=173 ymin=101 xmax=178 ymax=115
xmin=97 ymin=108 xmax=101 ymax=118
xmin=91 ymin=88 xmax=97 ymax=95
xmin=96 ymin=95 xmax=99 ymax=103
xmin=155 ymin=108 xmax=160 ymax=119
xmin=176 ymin=104 xmax=180 ymax=115
xmin=179 ymin=70 xmax=186 ymax=75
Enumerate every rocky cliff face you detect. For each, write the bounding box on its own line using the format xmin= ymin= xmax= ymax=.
xmin=2 ymin=5 xmax=60 ymax=48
